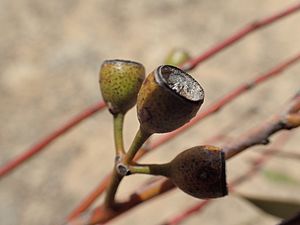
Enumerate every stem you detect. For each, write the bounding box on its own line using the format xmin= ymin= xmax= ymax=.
xmin=113 ymin=113 xmax=125 ymax=156
xmin=104 ymin=170 xmax=123 ymax=209
xmin=0 ymin=101 xmax=106 ymax=179
xmin=104 ymin=113 xmax=125 ymax=209
xmin=104 ymin=127 xmax=151 ymax=209
xmin=129 ymin=163 xmax=171 ymax=177
xmin=123 ymin=127 xmax=151 ymax=164
xmin=67 ymin=174 xmax=111 ymax=220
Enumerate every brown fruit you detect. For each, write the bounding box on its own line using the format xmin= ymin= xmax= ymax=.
xmin=137 ymin=65 xmax=204 ymax=134
xmin=125 ymin=145 xmax=227 ymax=199
xmin=168 ymin=145 xmax=227 ymax=198
xmin=99 ymin=59 xmax=145 ymax=114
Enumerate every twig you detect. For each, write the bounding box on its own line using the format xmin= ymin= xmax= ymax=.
xmin=160 ymin=200 xmax=210 ymax=225
xmin=159 ymin=133 xmax=293 ymax=225
xmin=66 ymin=81 xmax=300 ymax=224
xmin=258 ymin=149 xmax=300 ymax=161
xmin=67 ymin=174 xmax=111 ymax=220
xmin=0 ymin=101 xmax=106 ymax=178
xmin=180 ymin=2 xmax=300 ymax=71
xmin=223 ymin=96 xmax=300 ymax=158
xmin=66 ymin=52 xmax=300 ymax=220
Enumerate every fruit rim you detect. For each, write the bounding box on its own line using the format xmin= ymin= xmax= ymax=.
xmin=154 ymin=65 xmax=204 ymax=103
xmin=102 ymin=59 xmax=144 ymax=68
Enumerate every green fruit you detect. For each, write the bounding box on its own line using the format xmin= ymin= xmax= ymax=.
xmin=137 ymin=65 xmax=204 ymax=134
xmin=164 ymin=49 xmax=191 ymax=67
xmin=99 ymin=59 xmax=145 ymax=114
xmin=168 ymin=145 xmax=227 ymax=199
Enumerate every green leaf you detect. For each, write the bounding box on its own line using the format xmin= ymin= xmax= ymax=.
xmin=262 ymin=169 xmax=299 ymax=185
xmin=241 ymin=195 xmax=300 ymax=219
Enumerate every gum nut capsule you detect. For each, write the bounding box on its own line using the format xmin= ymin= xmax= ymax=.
xmin=164 ymin=49 xmax=191 ymax=67
xmin=169 ymin=145 xmax=227 ymax=199
xmin=137 ymin=65 xmax=204 ymax=134
xmin=99 ymin=59 xmax=145 ymax=114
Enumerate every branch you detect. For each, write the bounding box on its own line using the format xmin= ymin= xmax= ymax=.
xmin=66 ymin=52 xmax=300 ymax=220
xmin=160 ymin=200 xmax=210 ymax=225
xmin=66 ymin=88 xmax=300 ymax=224
xmin=259 ymin=149 xmax=300 ymax=161
xmin=67 ymin=174 xmax=111 ymax=220
xmin=223 ymin=93 xmax=300 ymax=158
xmin=0 ymin=101 xmax=106 ymax=178
xmin=180 ymin=2 xmax=300 ymax=71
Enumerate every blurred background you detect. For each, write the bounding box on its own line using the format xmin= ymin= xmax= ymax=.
xmin=0 ymin=1 xmax=300 ymax=225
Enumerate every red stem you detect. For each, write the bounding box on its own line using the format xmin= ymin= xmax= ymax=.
xmin=67 ymin=174 xmax=111 ymax=220
xmin=0 ymin=101 xmax=106 ymax=178
xmin=163 ymin=200 xmax=211 ymax=225
xmin=180 ymin=2 xmax=300 ymax=71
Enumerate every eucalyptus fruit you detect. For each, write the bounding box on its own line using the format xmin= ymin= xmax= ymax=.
xmin=99 ymin=59 xmax=145 ymax=114
xmin=99 ymin=59 xmax=145 ymax=157
xmin=137 ymin=65 xmax=204 ymax=134
xmin=128 ymin=145 xmax=227 ymax=199
xmin=164 ymin=49 xmax=191 ymax=67
xmin=166 ymin=145 xmax=227 ymax=198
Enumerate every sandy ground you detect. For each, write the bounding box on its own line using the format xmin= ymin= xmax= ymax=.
xmin=0 ymin=1 xmax=300 ymax=225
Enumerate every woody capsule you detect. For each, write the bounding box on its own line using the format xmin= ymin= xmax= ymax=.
xmin=165 ymin=145 xmax=227 ymax=198
xmin=121 ymin=65 xmax=205 ymax=165
xmin=128 ymin=145 xmax=228 ymax=199
xmin=137 ymin=65 xmax=204 ymax=134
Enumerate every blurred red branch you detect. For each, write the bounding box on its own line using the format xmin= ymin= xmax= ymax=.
xmin=160 ymin=200 xmax=210 ymax=225
xmin=180 ymin=1 xmax=300 ymax=71
xmin=223 ymin=95 xmax=300 ymax=158
xmin=259 ymin=149 xmax=300 ymax=161
xmin=66 ymin=66 xmax=300 ymax=224
xmin=66 ymin=52 xmax=300 ymax=221
xmin=0 ymin=102 xmax=106 ymax=178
